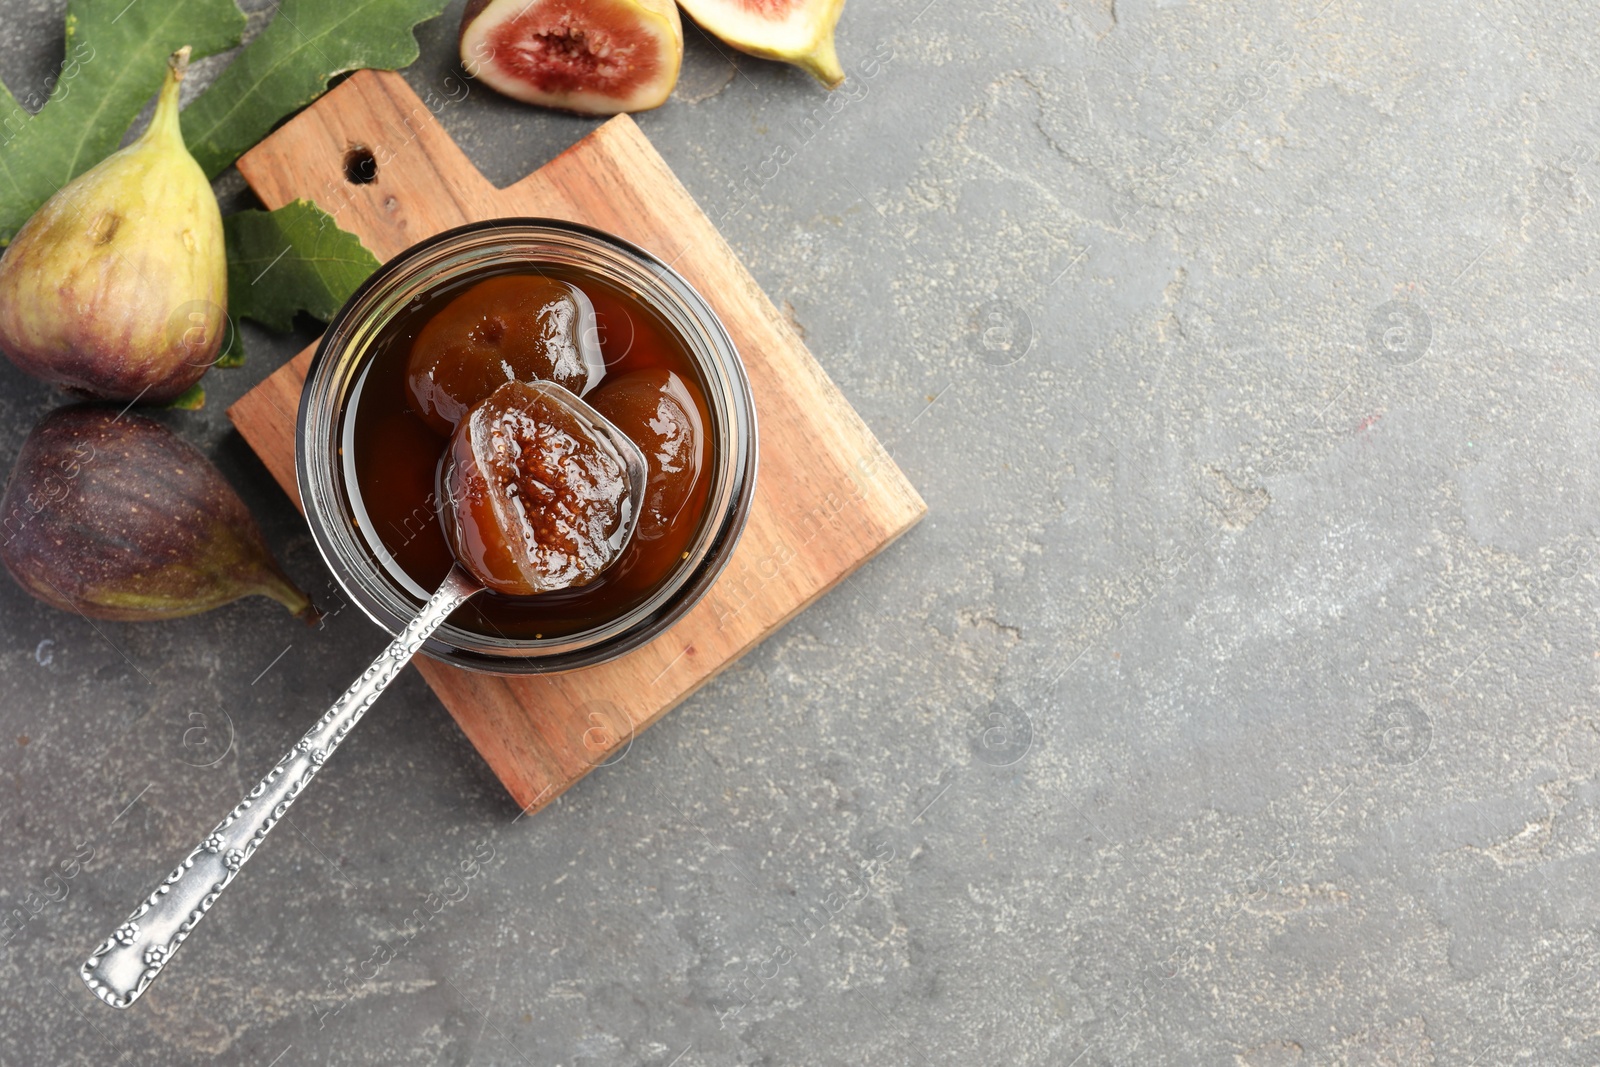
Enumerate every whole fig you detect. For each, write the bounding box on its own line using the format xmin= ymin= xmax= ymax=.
xmin=0 ymin=406 xmax=315 ymax=623
xmin=0 ymin=48 xmax=227 ymax=402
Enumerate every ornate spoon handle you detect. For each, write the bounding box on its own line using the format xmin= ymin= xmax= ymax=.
xmin=81 ymin=565 xmax=481 ymax=1008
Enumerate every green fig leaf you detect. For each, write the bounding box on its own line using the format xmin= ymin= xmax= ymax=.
xmin=214 ymin=323 xmax=245 ymax=368
xmin=223 ymin=199 xmax=379 ymax=334
xmin=182 ymin=0 xmax=451 ymax=178
xmin=0 ymin=0 xmax=247 ymax=244
xmin=0 ymin=82 xmax=24 ymax=145
xmin=165 ymin=381 xmax=207 ymax=410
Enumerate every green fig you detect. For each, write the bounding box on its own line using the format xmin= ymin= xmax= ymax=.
xmin=0 ymin=405 xmax=316 ymax=623
xmin=0 ymin=48 xmax=227 ymax=403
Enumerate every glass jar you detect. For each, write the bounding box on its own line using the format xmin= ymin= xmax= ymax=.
xmin=297 ymin=219 xmax=758 ymax=673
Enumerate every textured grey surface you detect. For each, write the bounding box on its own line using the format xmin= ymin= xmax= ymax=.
xmin=2 ymin=0 xmax=1598 ymax=1062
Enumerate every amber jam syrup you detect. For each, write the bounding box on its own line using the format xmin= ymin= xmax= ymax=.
xmin=343 ymin=264 xmax=713 ymax=640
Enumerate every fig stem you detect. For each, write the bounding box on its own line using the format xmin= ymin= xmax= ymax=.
xmin=256 ymin=563 xmax=322 ymax=626
xmin=797 ymin=36 xmax=844 ymax=89
xmin=139 ymin=48 xmax=191 ymax=148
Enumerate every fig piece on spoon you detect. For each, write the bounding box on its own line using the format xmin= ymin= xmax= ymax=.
xmin=443 ymin=380 xmax=646 ymax=596
xmin=82 ymin=382 xmax=645 ymax=1008
xmin=461 ymin=0 xmax=684 ymax=114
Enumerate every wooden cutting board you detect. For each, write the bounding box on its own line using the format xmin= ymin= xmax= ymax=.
xmin=226 ymin=71 xmax=925 ymax=814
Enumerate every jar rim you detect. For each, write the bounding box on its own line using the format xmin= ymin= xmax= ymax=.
xmin=296 ymin=218 xmax=758 ymax=674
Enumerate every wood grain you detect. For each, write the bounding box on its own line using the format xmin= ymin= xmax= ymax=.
xmin=227 ymin=71 xmax=924 ymax=813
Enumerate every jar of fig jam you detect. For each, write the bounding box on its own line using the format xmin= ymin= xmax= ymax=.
xmin=297 ymin=219 xmax=757 ymax=673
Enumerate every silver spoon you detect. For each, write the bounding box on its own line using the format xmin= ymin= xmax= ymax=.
xmin=81 ymin=383 xmax=646 ymax=1008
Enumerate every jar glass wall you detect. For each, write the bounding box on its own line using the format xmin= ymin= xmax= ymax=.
xmin=297 ymin=219 xmax=757 ymax=673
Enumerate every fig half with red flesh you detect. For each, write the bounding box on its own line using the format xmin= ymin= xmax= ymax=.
xmin=442 ymin=380 xmax=646 ymax=597
xmin=406 ymin=274 xmax=606 ymax=439
xmin=461 ymin=0 xmax=684 ymax=115
xmin=675 ymin=0 xmax=846 ymax=88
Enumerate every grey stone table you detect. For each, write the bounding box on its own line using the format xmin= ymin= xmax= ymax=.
xmin=2 ymin=0 xmax=1598 ymax=1062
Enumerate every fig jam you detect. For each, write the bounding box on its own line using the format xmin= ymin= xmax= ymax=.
xmin=344 ymin=265 xmax=712 ymax=639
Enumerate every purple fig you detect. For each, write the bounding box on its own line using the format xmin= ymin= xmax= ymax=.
xmin=0 ymin=48 xmax=227 ymax=402
xmin=0 ymin=406 xmax=315 ymax=623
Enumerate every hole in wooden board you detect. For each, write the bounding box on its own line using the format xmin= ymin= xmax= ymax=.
xmin=344 ymin=146 xmax=378 ymax=185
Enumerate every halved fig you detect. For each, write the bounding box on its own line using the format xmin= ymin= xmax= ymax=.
xmin=675 ymin=0 xmax=846 ymax=88
xmin=461 ymin=0 xmax=684 ymax=115
xmin=442 ymin=380 xmax=641 ymax=597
